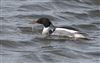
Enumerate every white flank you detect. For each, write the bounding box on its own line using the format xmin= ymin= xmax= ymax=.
xmin=56 ymin=28 xmax=78 ymax=33
xmin=74 ymin=33 xmax=85 ymax=38
xmin=52 ymin=28 xmax=86 ymax=38
xmin=42 ymin=27 xmax=86 ymax=39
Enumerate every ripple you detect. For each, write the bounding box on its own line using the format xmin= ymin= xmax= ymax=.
xmin=85 ymin=52 xmax=100 ymax=57
xmin=88 ymin=10 xmax=100 ymax=17
xmin=1 ymin=0 xmax=100 ymax=63
xmin=0 ymin=34 xmax=34 ymax=41
xmin=75 ymin=24 xmax=100 ymax=30
xmin=19 ymin=4 xmax=50 ymax=11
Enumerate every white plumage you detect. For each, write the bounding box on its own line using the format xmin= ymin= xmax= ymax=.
xmin=33 ymin=17 xmax=87 ymax=39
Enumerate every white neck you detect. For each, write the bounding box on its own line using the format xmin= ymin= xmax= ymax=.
xmin=42 ymin=27 xmax=50 ymax=36
xmin=42 ymin=24 xmax=55 ymax=36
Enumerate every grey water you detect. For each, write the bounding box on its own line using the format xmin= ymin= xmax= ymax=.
xmin=0 ymin=0 xmax=100 ymax=63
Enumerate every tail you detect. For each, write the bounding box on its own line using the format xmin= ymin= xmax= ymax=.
xmin=74 ymin=33 xmax=89 ymax=40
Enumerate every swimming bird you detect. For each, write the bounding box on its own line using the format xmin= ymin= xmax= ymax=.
xmin=32 ymin=17 xmax=87 ymax=39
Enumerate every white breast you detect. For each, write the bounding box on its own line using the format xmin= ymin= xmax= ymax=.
xmin=42 ymin=27 xmax=50 ymax=35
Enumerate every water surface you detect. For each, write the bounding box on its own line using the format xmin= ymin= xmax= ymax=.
xmin=0 ymin=0 xmax=100 ymax=63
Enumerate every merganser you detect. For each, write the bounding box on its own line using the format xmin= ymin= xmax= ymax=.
xmin=32 ymin=18 xmax=87 ymax=39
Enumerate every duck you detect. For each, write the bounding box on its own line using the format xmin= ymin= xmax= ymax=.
xmin=32 ymin=17 xmax=87 ymax=39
